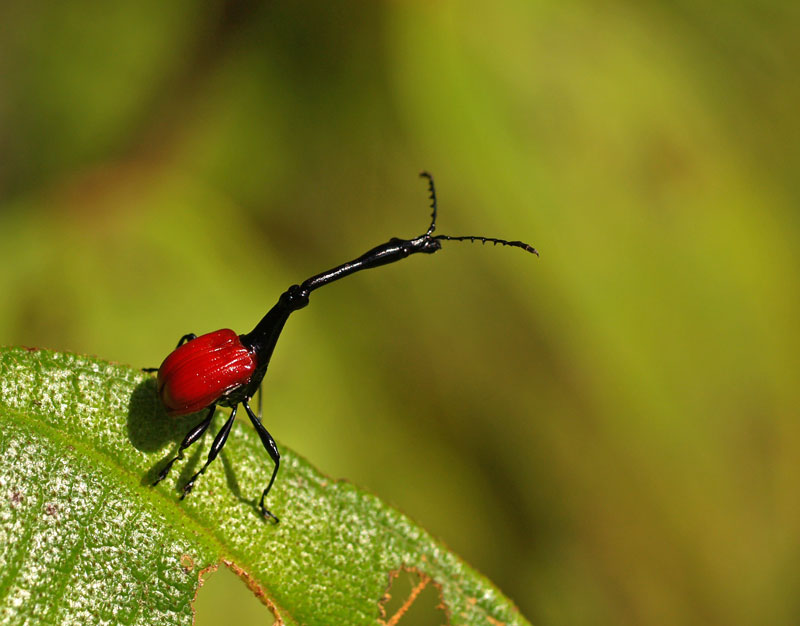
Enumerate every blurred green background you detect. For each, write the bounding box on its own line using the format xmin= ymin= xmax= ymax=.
xmin=2 ymin=1 xmax=799 ymax=624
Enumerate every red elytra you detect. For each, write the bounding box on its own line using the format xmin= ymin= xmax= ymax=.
xmin=157 ymin=329 xmax=258 ymax=416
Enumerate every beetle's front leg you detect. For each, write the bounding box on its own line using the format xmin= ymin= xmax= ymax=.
xmin=243 ymin=400 xmax=281 ymax=523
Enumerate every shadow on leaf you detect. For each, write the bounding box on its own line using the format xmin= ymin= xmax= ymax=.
xmin=127 ymin=377 xmax=208 ymax=485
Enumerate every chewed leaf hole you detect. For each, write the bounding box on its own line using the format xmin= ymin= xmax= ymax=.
xmin=193 ymin=562 xmax=277 ymax=625
xmin=379 ymin=567 xmax=448 ymax=626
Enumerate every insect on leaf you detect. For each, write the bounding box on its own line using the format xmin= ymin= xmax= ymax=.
xmin=0 ymin=347 xmax=530 ymax=626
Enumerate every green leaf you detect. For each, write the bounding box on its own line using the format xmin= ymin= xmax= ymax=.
xmin=0 ymin=347 xmax=530 ymax=626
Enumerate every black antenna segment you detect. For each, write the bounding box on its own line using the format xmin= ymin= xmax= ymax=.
xmin=421 ymin=171 xmax=538 ymax=256
xmin=420 ymin=171 xmax=438 ymax=235
xmin=434 ymin=234 xmax=539 ymax=256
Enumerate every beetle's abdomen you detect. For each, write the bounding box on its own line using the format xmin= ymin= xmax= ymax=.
xmin=157 ymin=329 xmax=257 ymax=416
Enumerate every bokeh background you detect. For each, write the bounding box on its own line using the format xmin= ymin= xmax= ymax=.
xmin=2 ymin=1 xmax=799 ymax=625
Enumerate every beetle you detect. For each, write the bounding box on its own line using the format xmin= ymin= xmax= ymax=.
xmin=149 ymin=172 xmax=537 ymax=522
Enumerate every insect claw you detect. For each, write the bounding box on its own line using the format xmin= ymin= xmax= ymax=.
xmin=260 ymin=505 xmax=280 ymax=524
xmin=180 ymin=481 xmax=195 ymax=500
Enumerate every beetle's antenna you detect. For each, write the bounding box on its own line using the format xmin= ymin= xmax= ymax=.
xmin=418 ymin=171 xmax=538 ymax=256
xmin=434 ymin=234 xmax=539 ymax=256
xmin=420 ymin=171 xmax=438 ymax=235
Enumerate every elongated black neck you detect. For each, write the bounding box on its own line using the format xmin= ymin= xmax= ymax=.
xmin=301 ymin=234 xmax=441 ymax=293
xmin=239 ymin=291 xmax=297 ymax=378
xmin=237 ymin=171 xmax=537 ymax=400
xmin=240 ymin=234 xmax=441 ymax=371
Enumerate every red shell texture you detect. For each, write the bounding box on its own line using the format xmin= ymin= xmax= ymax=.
xmin=157 ymin=329 xmax=257 ymax=416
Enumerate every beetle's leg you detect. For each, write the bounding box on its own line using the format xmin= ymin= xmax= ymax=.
xmin=152 ymin=405 xmax=216 ymax=486
xmin=181 ymin=405 xmax=238 ymax=500
xmin=143 ymin=333 xmax=198 ymax=372
xmin=243 ymin=400 xmax=281 ymax=523
xmin=175 ymin=333 xmax=198 ymax=348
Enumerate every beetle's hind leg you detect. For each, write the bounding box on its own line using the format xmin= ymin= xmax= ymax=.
xmin=143 ymin=333 xmax=198 ymax=372
xmin=242 ymin=400 xmax=281 ymax=523
xmin=152 ymin=405 xmax=216 ymax=486
xmin=181 ymin=405 xmax=238 ymax=499
xmin=175 ymin=333 xmax=198 ymax=348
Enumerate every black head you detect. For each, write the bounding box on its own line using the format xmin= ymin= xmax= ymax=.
xmin=403 ymin=234 xmax=442 ymax=255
